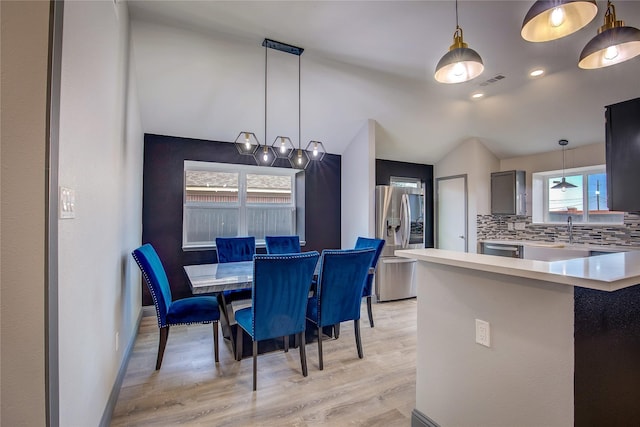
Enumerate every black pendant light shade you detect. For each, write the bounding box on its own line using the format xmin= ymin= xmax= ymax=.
xmin=579 ymin=1 xmax=640 ymax=69
xmin=521 ymin=0 xmax=598 ymax=42
xmin=434 ymin=28 xmax=485 ymax=84
xmin=551 ymin=176 xmax=578 ymax=190
xmin=551 ymin=139 xmax=578 ymax=190
xmin=435 ymin=0 xmax=484 ymax=84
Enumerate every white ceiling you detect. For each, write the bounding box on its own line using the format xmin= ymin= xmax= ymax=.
xmin=127 ymin=0 xmax=640 ymax=164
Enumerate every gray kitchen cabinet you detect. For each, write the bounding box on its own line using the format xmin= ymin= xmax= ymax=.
xmin=491 ymin=170 xmax=526 ymax=215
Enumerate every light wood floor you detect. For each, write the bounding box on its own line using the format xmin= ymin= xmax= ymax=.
xmin=111 ymin=299 xmax=417 ymax=426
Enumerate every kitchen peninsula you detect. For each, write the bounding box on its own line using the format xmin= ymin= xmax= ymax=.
xmin=397 ymin=248 xmax=640 ymax=427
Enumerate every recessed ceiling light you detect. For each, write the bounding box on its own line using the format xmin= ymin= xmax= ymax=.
xmin=472 ymin=93 xmax=484 ymax=99
xmin=530 ymin=68 xmax=545 ymax=77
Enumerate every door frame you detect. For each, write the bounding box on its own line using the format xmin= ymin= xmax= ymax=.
xmin=47 ymin=2 xmax=64 ymax=425
xmin=435 ymin=174 xmax=468 ymax=252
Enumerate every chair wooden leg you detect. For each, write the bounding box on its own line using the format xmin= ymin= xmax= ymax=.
xmin=317 ymin=326 xmax=324 ymax=370
xmin=252 ymin=341 xmax=258 ymax=391
xmin=366 ymin=296 xmax=375 ymax=328
xmin=235 ymin=326 xmax=243 ymax=361
xmin=213 ymin=321 xmax=219 ymax=363
xmin=354 ymin=319 xmax=363 ymax=359
xmin=334 ymin=323 xmax=340 ymax=339
xmin=156 ymin=326 xmax=169 ymax=370
xmin=299 ymin=332 xmax=308 ymax=377
xmin=284 ymin=335 xmax=289 ymax=352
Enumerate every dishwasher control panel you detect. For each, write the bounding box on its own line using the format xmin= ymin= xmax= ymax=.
xmin=479 ymin=242 xmax=523 ymax=258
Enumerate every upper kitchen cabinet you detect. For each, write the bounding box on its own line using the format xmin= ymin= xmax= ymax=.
xmin=606 ymin=97 xmax=640 ymax=212
xmin=491 ymin=170 xmax=526 ymax=215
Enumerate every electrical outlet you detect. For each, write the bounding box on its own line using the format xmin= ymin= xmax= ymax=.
xmin=115 ymin=331 xmax=119 ymax=352
xmin=475 ymin=319 xmax=490 ymax=347
xmin=514 ymin=222 xmax=526 ymax=231
xmin=507 ymin=222 xmax=514 ymax=231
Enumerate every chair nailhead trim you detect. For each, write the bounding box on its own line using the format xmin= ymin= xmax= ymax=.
xmin=132 ymin=251 xmax=165 ymax=328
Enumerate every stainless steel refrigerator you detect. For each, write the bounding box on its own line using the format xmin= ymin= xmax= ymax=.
xmin=374 ymin=185 xmax=424 ymax=301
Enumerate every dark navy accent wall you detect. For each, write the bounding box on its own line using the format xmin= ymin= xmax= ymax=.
xmin=375 ymin=159 xmax=434 ymax=248
xmin=141 ymin=134 xmax=341 ymax=304
xmin=574 ymin=284 xmax=640 ymax=425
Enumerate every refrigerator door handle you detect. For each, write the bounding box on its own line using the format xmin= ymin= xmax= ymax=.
xmin=400 ymin=193 xmax=411 ymax=248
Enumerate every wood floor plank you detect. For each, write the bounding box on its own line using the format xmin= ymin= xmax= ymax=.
xmin=111 ymin=299 xmax=416 ymax=426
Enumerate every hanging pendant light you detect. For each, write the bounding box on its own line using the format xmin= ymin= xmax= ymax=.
xmin=254 ymin=43 xmax=276 ymax=166
xmin=255 ymin=47 xmax=275 ymax=166
xmin=272 ymin=136 xmax=295 ymax=159
xmin=579 ymin=0 xmax=640 ymax=69
xmin=286 ymin=42 xmax=310 ymax=170
xmin=234 ymin=131 xmax=259 ymax=155
xmin=435 ymin=0 xmax=484 ymax=84
xmin=305 ymin=140 xmax=326 ymax=161
xmin=551 ymin=139 xmax=578 ymax=191
xmin=521 ymin=0 xmax=598 ymax=42
xmin=252 ymin=39 xmax=309 ymax=169
xmin=300 ymin=54 xmax=325 ymax=163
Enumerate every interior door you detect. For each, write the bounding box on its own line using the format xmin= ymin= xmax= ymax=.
xmin=436 ymin=175 xmax=468 ymax=252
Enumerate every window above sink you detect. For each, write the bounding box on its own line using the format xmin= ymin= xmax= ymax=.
xmin=532 ymin=165 xmax=624 ymax=225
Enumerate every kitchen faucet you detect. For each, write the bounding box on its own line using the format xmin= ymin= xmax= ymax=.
xmin=567 ymin=216 xmax=573 ymax=245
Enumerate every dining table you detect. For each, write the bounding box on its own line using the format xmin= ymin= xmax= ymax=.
xmin=184 ymin=260 xmax=254 ymax=295
xmin=184 ymin=261 xmax=254 ymax=355
xmin=183 ymin=260 xmax=375 ymax=357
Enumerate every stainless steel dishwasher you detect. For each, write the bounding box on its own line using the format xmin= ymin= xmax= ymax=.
xmin=480 ymin=242 xmax=523 ymax=258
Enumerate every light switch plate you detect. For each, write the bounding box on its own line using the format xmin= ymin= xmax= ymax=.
xmin=59 ymin=187 xmax=76 ymax=219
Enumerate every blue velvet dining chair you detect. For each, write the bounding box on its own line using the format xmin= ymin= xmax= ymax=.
xmin=354 ymin=237 xmax=385 ymax=328
xmin=215 ymin=236 xmax=256 ymax=303
xmin=234 ymin=251 xmax=320 ymax=391
xmin=306 ymin=248 xmax=376 ymax=370
xmin=265 ymin=235 xmax=301 ymax=254
xmin=132 ymin=243 xmax=220 ymax=370
xmin=215 ymin=236 xmax=256 ymax=263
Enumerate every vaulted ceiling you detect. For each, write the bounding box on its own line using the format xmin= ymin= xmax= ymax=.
xmin=127 ymin=1 xmax=640 ymax=164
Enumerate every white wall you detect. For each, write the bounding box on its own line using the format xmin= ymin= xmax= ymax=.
xmin=57 ymin=2 xmax=143 ymax=425
xmin=0 ymin=2 xmax=49 ymax=424
xmin=415 ymin=261 xmax=574 ymax=426
xmin=500 ymin=142 xmax=605 ymax=216
xmin=435 ymin=138 xmax=499 ymax=252
xmin=341 ymin=119 xmax=376 ymax=248
xmin=129 ymin=19 xmax=445 ymax=162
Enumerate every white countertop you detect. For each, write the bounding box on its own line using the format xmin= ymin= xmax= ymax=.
xmin=395 ymin=248 xmax=640 ymax=292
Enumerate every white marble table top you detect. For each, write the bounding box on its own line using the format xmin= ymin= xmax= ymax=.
xmin=396 ymin=248 xmax=640 ymax=292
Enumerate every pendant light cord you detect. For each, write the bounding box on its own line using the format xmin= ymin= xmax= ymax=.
xmin=264 ymin=44 xmax=267 ymax=147
xmin=455 ymin=0 xmax=459 ymax=28
xmin=298 ymin=54 xmax=301 ymax=150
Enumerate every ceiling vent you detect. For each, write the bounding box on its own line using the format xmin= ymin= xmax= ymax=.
xmin=479 ymin=74 xmax=506 ymax=87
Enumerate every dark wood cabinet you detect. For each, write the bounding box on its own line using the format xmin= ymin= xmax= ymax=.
xmin=606 ymin=97 xmax=640 ymax=212
xmin=491 ymin=170 xmax=526 ymax=215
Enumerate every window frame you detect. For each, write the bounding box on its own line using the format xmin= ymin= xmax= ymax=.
xmin=182 ymin=161 xmax=301 ymax=250
xmin=532 ymin=164 xmax=623 ymax=225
